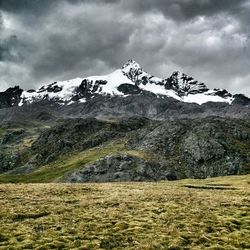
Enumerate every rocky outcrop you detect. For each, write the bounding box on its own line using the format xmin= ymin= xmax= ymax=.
xmin=1 ymin=129 xmax=26 ymax=144
xmin=0 ymin=128 xmax=27 ymax=173
xmin=6 ymin=154 xmax=40 ymax=174
xmin=164 ymin=71 xmax=209 ymax=96
xmin=0 ymin=86 xmax=23 ymax=109
xmin=63 ymin=154 xmax=172 ymax=183
xmin=128 ymin=118 xmax=250 ymax=179
xmin=30 ymin=117 xmax=150 ymax=166
xmin=232 ymin=94 xmax=250 ymax=106
xmin=0 ymin=152 xmax=21 ymax=173
xmin=117 ymin=84 xmax=142 ymax=95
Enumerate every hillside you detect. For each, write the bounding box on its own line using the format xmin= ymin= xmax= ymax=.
xmin=0 ymin=117 xmax=249 ymax=183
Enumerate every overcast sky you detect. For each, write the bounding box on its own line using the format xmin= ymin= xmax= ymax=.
xmin=0 ymin=0 xmax=250 ymax=96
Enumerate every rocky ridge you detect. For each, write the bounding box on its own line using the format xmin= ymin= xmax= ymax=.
xmin=2 ymin=60 xmax=249 ymax=108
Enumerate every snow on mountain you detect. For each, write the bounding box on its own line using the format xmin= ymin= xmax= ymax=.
xmin=86 ymin=69 xmax=134 ymax=95
xmin=19 ymin=78 xmax=83 ymax=106
xmin=183 ymin=92 xmax=231 ymax=105
xmin=19 ymin=60 xmax=234 ymax=106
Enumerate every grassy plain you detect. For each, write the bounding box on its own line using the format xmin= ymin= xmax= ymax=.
xmin=0 ymin=175 xmax=249 ymax=249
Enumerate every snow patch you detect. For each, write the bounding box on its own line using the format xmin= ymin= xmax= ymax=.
xmin=183 ymin=93 xmax=233 ymax=105
xmin=86 ymin=69 xmax=133 ymax=95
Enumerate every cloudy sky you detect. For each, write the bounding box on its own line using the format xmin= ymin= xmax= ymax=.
xmin=0 ymin=0 xmax=250 ymax=96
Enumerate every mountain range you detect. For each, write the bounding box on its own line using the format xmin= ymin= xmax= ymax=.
xmin=1 ymin=60 xmax=249 ymax=108
xmin=0 ymin=60 xmax=249 ymax=183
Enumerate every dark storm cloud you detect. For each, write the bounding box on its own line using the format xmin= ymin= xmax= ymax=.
xmin=31 ymin=11 xmax=132 ymax=79
xmin=1 ymin=0 xmax=245 ymax=21
xmin=0 ymin=0 xmax=55 ymax=13
xmin=121 ymin=0 xmax=246 ymax=21
xmin=0 ymin=0 xmax=249 ymax=96
xmin=0 ymin=0 xmax=119 ymax=13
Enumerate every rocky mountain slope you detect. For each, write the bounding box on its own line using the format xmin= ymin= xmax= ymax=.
xmin=0 ymin=60 xmax=249 ymax=182
xmin=0 ymin=117 xmax=249 ymax=182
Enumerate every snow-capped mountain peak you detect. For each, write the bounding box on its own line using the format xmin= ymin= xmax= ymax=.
xmin=164 ymin=71 xmax=209 ymax=96
xmin=121 ymin=59 xmax=163 ymax=85
xmin=18 ymin=60 xmax=235 ymax=106
xmin=122 ymin=59 xmax=142 ymax=73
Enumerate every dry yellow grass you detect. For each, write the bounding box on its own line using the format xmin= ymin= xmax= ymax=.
xmin=0 ymin=175 xmax=249 ymax=249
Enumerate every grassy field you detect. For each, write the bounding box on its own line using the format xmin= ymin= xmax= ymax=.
xmin=0 ymin=175 xmax=249 ymax=249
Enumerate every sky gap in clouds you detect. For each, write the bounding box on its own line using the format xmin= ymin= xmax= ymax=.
xmin=0 ymin=0 xmax=249 ymax=96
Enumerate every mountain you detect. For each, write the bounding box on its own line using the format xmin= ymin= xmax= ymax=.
xmin=0 ymin=60 xmax=249 ymax=183
xmin=13 ymin=60 xmax=246 ymax=106
xmin=0 ymin=60 xmax=249 ymax=123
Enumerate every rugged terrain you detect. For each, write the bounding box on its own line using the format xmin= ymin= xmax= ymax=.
xmin=0 ymin=60 xmax=249 ymax=182
xmin=0 ymin=116 xmax=249 ymax=183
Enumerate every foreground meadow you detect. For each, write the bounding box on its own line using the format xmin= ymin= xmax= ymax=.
xmin=0 ymin=175 xmax=249 ymax=249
